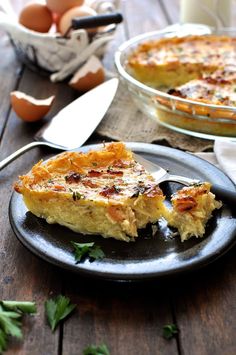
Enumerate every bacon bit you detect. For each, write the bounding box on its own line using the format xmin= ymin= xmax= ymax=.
xmin=106 ymin=170 xmax=123 ymax=176
xmin=145 ymin=185 xmax=163 ymax=197
xmin=99 ymin=185 xmax=121 ymax=197
xmin=53 ymin=184 xmax=66 ymax=191
xmin=107 ymin=206 xmax=125 ymax=222
xmin=82 ymin=180 xmax=98 ymax=188
xmin=88 ymin=170 xmax=102 ymax=177
xmin=168 ymin=88 xmax=186 ymax=98
xmin=175 ymin=196 xmax=197 ymax=212
xmin=113 ymin=159 xmax=131 ymax=169
xmin=65 ymin=173 xmax=81 ymax=184
xmin=205 ymin=77 xmax=229 ymax=85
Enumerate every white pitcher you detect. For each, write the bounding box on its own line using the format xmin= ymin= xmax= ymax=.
xmin=180 ymin=0 xmax=232 ymax=28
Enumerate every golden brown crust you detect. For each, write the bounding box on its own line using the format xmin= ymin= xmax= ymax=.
xmin=14 ymin=142 xmax=166 ymax=242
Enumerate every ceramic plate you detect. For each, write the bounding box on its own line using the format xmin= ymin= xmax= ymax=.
xmin=9 ymin=143 xmax=236 ymax=281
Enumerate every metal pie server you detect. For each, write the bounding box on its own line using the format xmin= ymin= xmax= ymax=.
xmin=0 ymin=78 xmax=119 ymax=170
xmin=134 ymin=153 xmax=236 ymax=206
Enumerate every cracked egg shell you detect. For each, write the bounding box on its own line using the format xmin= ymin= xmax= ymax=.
xmin=69 ymin=55 xmax=105 ymax=92
xmin=11 ymin=91 xmax=55 ymax=122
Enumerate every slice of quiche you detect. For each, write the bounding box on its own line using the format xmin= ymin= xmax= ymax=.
xmin=168 ymin=182 xmax=222 ymax=242
xmin=14 ymin=142 xmax=168 ymax=242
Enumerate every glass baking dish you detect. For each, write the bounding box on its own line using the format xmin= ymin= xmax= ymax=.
xmin=114 ymin=23 xmax=236 ymax=141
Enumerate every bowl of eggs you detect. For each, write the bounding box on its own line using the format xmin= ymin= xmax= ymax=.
xmin=0 ymin=0 xmax=121 ymax=83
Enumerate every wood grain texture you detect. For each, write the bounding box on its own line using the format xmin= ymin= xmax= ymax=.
xmin=159 ymin=0 xmax=180 ymax=25
xmin=1 ymin=1 xmax=236 ymax=355
xmin=0 ymin=35 xmax=21 ymax=140
xmin=172 ymin=249 xmax=236 ymax=355
xmin=62 ymin=2 xmax=177 ymax=355
xmin=125 ymin=0 xmax=169 ymax=38
xmin=0 ymin=67 xmax=74 ymax=354
xmin=62 ymin=277 xmax=178 ymax=355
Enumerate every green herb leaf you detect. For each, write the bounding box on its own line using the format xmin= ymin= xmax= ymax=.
xmin=83 ymin=343 xmax=110 ymax=355
xmin=0 ymin=329 xmax=7 ymax=353
xmin=45 ymin=295 xmax=76 ymax=332
xmin=163 ymin=324 xmax=178 ymax=339
xmin=72 ymin=191 xmax=84 ymax=201
xmin=0 ymin=305 xmax=22 ymax=339
xmin=88 ymin=246 xmax=105 ymax=261
xmin=0 ymin=301 xmax=37 ymax=353
xmin=71 ymin=242 xmax=105 ymax=263
xmin=1 ymin=301 xmax=36 ymax=314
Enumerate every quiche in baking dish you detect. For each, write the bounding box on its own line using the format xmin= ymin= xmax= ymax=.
xmin=128 ymin=35 xmax=236 ymax=89
xmin=14 ymin=143 xmax=221 ymax=242
xmin=127 ymin=35 xmax=236 ymax=122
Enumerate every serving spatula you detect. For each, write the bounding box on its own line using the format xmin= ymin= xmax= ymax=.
xmin=134 ymin=153 xmax=236 ymax=205
xmin=0 ymin=78 xmax=119 ymax=170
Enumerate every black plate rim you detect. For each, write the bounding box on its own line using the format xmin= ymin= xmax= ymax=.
xmin=9 ymin=142 xmax=236 ymax=280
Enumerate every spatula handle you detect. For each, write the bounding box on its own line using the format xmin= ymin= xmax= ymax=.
xmin=71 ymin=12 xmax=123 ymax=29
xmin=0 ymin=141 xmax=46 ymax=171
xmin=211 ymin=184 xmax=236 ymax=206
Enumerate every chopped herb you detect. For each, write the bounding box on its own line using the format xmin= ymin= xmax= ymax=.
xmin=191 ymin=182 xmax=203 ymax=187
xmin=1 ymin=301 xmax=37 ymax=314
xmin=83 ymin=343 xmax=110 ymax=355
xmin=45 ymin=295 xmax=76 ymax=332
xmin=48 ymin=179 xmax=53 ymax=184
xmin=0 ymin=300 xmax=36 ymax=353
xmin=163 ymin=324 xmax=178 ymax=339
xmin=92 ymin=162 xmax=98 ymax=167
xmin=71 ymin=242 xmax=105 ymax=263
xmin=107 ymin=165 xmax=113 ymax=171
xmin=72 ymin=191 xmax=84 ymax=201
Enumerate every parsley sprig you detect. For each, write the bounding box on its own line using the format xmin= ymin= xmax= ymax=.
xmin=0 ymin=300 xmax=36 ymax=353
xmin=45 ymin=295 xmax=76 ymax=332
xmin=83 ymin=343 xmax=110 ymax=355
xmin=163 ymin=324 xmax=178 ymax=339
xmin=71 ymin=242 xmax=105 ymax=263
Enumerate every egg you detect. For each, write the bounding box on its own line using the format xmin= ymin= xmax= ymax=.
xmin=19 ymin=2 xmax=53 ymax=33
xmin=11 ymin=91 xmax=55 ymax=122
xmin=46 ymin=0 xmax=85 ymax=15
xmin=59 ymin=5 xmax=97 ymax=36
xmin=69 ymin=55 xmax=105 ymax=92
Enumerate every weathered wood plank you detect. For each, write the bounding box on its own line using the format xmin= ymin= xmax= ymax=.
xmin=62 ymin=279 xmax=179 ymax=355
xmin=173 ymin=249 xmax=236 ymax=355
xmin=62 ymin=2 xmax=178 ymax=355
xmin=125 ymin=0 xmax=169 ymax=38
xmin=160 ymin=0 xmax=180 ymax=25
xmin=0 ymin=35 xmax=21 ymax=139
xmin=0 ymin=67 xmax=75 ymax=354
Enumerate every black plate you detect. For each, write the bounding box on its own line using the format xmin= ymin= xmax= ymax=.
xmin=9 ymin=143 xmax=236 ymax=281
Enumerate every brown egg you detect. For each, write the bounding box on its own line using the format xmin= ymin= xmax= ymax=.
xmin=46 ymin=0 xmax=84 ymax=15
xmin=11 ymin=91 xmax=55 ymax=122
xmin=19 ymin=2 xmax=53 ymax=33
xmin=59 ymin=5 xmax=97 ymax=36
xmin=69 ymin=55 xmax=105 ymax=92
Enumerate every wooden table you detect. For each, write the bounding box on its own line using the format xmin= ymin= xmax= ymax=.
xmin=0 ymin=1 xmax=236 ymax=354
